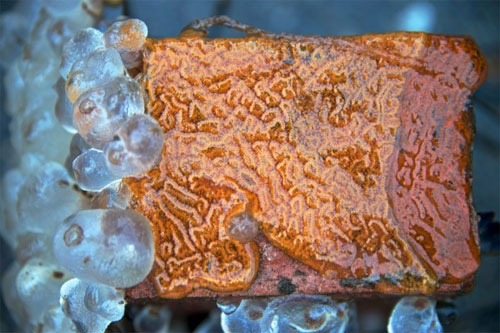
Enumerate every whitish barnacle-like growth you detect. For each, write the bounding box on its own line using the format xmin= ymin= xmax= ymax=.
xmin=221 ymin=295 xmax=355 ymax=333
xmin=388 ymin=296 xmax=443 ymax=333
xmin=60 ymin=278 xmax=125 ymax=332
xmin=53 ymin=209 xmax=155 ymax=288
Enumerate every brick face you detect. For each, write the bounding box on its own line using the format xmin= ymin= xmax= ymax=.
xmin=125 ymin=32 xmax=486 ymax=299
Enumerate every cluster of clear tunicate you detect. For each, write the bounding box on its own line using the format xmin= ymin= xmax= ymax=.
xmin=60 ymin=278 xmax=125 ymax=332
xmin=59 ymin=17 xmax=163 ymax=192
xmin=53 ymin=209 xmax=154 ymax=287
xmin=219 ymin=295 xmax=357 ymax=333
xmin=388 ymin=296 xmax=443 ymax=333
xmin=0 ymin=1 xmax=159 ymax=332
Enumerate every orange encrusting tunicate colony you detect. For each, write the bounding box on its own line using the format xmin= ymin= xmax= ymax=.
xmin=124 ymin=32 xmax=486 ymax=298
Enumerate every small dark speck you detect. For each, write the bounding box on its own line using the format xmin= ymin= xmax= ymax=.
xmin=294 ymin=270 xmax=306 ymax=276
xmin=53 ymin=271 xmax=64 ymax=279
xmin=83 ymin=257 xmax=90 ymax=264
xmin=277 ymin=276 xmax=296 ymax=295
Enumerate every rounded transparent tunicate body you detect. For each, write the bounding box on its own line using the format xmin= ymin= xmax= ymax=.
xmin=104 ymin=19 xmax=148 ymax=69
xmin=15 ymin=258 xmax=71 ymax=325
xmin=16 ymin=161 xmax=87 ymax=236
xmin=388 ymin=296 xmax=443 ymax=333
xmin=15 ymin=231 xmax=52 ymax=264
xmin=73 ymin=149 xmax=119 ymax=192
xmin=73 ymin=76 xmax=144 ymax=147
xmin=66 ymin=47 xmax=125 ymax=103
xmin=60 ymin=278 xmax=125 ymax=333
xmin=53 ymin=208 xmax=154 ymax=287
xmin=60 ymin=28 xmax=104 ymax=79
xmin=65 ymin=133 xmax=91 ymax=177
xmin=54 ymin=77 xmax=76 ymax=133
xmin=104 ymin=114 xmax=164 ymax=177
xmin=221 ymin=295 xmax=354 ymax=333
xmin=133 ymin=305 xmax=171 ymax=333
xmin=227 ymin=212 xmax=259 ymax=242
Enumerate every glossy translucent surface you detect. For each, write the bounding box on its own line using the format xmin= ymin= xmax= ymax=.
xmin=73 ymin=149 xmax=119 ymax=192
xmin=60 ymin=28 xmax=104 ymax=79
xmin=53 ymin=209 xmax=154 ymax=287
xmin=388 ymin=296 xmax=443 ymax=333
xmin=60 ymin=278 xmax=125 ymax=333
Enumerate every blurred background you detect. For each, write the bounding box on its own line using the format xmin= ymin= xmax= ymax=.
xmin=1 ymin=0 xmax=498 ymax=332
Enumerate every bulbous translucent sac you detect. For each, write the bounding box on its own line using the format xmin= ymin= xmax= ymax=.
xmin=15 ymin=231 xmax=52 ymax=264
xmin=9 ymin=93 xmax=74 ymax=163
xmin=2 ymin=262 xmax=28 ymax=327
xmin=60 ymin=278 xmax=125 ymax=333
xmin=104 ymin=19 xmax=148 ymax=52
xmin=90 ymin=183 xmax=130 ymax=209
xmin=133 ymin=305 xmax=171 ymax=333
xmin=0 ymin=12 xmax=30 ymax=67
xmin=388 ymin=296 xmax=443 ymax=333
xmin=72 ymin=149 xmax=120 ymax=192
xmin=66 ymin=48 xmax=126 ymax=103
xmin=16 ymin=258 xmax=71 ymax=325
xmin=65 ymin=133 xmax=91 ymax=178
xmin=104 ymin=19 xmax=148 ymax=69
xmin=54 ymin=77 xmax=77 ymax=133
xmin=38 ymin=304 xmax=77 ymax=333
xmin=0 ymin=168 xmax=25 ymax=249
xmin=104 ymin=114 xmax=164 ymax=177
xmin=16 ymin=161 xmax=88 ymax=236
xmin=73 ymin=76 xmax=144 ymax=147
xmin=227 ymin=212 xmax=259 ymax=242
xmin=60 ymin=27 xmax=105 ymax=80
xmin=53 ymin=208 xmax=155 ymax=287
xmin=221 ymin=295 xmax=355 ymax=333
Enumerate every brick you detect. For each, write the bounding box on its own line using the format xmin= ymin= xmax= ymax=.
xmin=125 ymin=31 xmax=486 ymax=300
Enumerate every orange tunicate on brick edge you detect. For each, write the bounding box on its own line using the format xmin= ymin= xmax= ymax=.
xmin=124 ymin=32 xmax=486 ymax=298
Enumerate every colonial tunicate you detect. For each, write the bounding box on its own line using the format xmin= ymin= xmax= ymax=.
xmin=53 ymin=208 xmax=155 ymax=287
xmin=388 ymin=296 xmax=443 ymax=333
xmin=15 ymin=258 xmax=71 ymax=325
xmin=54 ymin=77 xmax=77 ymax=133
xmin=72 ymin=149 xmax=119 ymax=191
xmin=104 ymin=18 xmax=148 ymax=69
xmin=15 ymin=232 xmax=52 ymax=264
xmin=65 ymin=133 xmax=91 ymax=177
xmin=60 ymin=278 xmax=125 ymax=333
xmin=16 ymin=161 xmax=87 ymax=236
xmin=104 ymin=114 xmax=164 ymax=177
xmin=66 ymin=47 xmax=126 ymax=103
xmin=90 ymin=184 xmax=130 ymax=209
xmin=60 ymin=27 xmax=105 ymax=79
xmin=221 ymin=295 xmax=355 ymax=333
xmin=132 ymin=305 xmax=171 ymax=333
xmin=73 ymin=76 xmax=144 ymax=147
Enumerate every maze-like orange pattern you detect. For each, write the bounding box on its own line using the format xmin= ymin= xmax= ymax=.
xmin=125 ymin=32 xmax=486 ymax=298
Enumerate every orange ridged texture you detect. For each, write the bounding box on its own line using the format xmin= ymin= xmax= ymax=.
xmin=124 ymin=32 xmax=486 ymax=298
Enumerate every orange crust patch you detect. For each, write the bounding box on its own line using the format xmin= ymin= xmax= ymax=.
xmin=124 ymin=32 xmax=486 ymax=298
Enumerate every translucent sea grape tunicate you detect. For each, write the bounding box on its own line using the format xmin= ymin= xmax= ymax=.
xmin=60 ymin=27 xmax=105 ymax=79
xmin=73 ymin=76 xmax=144 ymax=147
xmin=72 ymin=149 xmax=119 ymax=192
xmin=66 ymin=47 xmax=125 ymax=103
xmin=104 ymin=114 xmax=164 ymax=177
xmin=388 ymin=296 xmax=443 ymax=333
xmin=221 ymin=295 xmax=355 ymax=333
xmin=65 ymin=133 xmax=91 ymax=177
xmin=60 ymin=278 xmax=125 ymax=333
xmin=54 ymin=77 xmax=77 ymax=133
xmin=227 ymin=212 xmax=259 ymax=243
xmin=104 ymin=18 xmax=148 ymax=69
xmin=53 ymin=209 xmax=154 ymax=287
